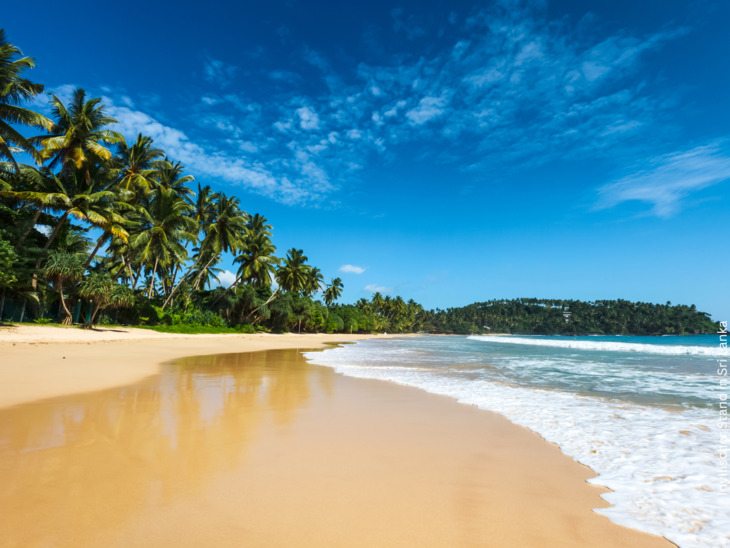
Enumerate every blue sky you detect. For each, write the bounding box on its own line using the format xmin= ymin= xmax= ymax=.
xmin=5 ymin=0 xmax=729 ymax=319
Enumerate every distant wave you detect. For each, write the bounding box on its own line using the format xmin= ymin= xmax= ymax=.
xmin=468 ymin=335 xmax=728 ymax=357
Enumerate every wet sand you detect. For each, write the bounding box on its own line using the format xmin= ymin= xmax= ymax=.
xmin=0 ymin=327 xmax=384 ymax=408
xmin=0 ymin=345 xmax=672 ymax=547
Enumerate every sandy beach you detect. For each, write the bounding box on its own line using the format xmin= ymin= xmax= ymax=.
xmin=0 ymin=325 xmax=673 ymax=547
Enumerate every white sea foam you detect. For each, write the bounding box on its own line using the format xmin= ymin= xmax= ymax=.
xmin=304 ymin=340 xmax=730 ymax=548
xmin=469 ymin=335 xmax=729 ymax=357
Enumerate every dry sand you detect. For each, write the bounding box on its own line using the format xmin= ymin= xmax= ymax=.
xmin=0 ymin=325 xmax=673 ymax=547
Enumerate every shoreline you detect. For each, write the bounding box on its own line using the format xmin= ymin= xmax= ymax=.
xmin=0 ymin=325 xmax=673 ymax=546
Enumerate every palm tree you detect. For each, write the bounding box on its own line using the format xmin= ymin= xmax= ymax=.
xmin=43 ymin=250 xmax=84 ymax=325
xmin=323 ymin=277 xmax=343 ymax=306
xmin=275 ymin=248 xmax=311 ymax=294
xmin=155 ymin=158 xmax=194 ymax=197
xmin=234 ymin=234 xmax=279 ymax=288
xmin=0 ymin=30 xmax=53 ymax=169
xmin=305 ymin=266 xmax=324 ymax=297
xmin=116 ymin=133 xmax=163 ymax=193
xmin=211 ymin=214 xmax=278 ymax=307
xmin=187 ymin=192 xmax=247 ymax=291
xmin=0 ymin=165 xmax=74 ymax=250
xmin=34 ymin=88 xmax=124 ymax=182
xmin=128 ymin=187 xmax=196 ymax=298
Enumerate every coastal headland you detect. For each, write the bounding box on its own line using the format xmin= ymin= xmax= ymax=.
xmin=0 ymin=326 xmax=673 ymax=546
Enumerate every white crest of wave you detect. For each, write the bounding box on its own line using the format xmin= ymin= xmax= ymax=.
xmin=468 ymin=335 xmax=728 ymax=357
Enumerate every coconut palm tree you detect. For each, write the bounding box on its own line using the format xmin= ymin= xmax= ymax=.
xmin=0 ymin=30 xmax=53 ymax=169
xmin=128 ymin=187 xmax=196 ymax=298
xmin=187 ymin=192 xmax=247 ymax=290
xmin=305 ymin=266 xmax=324 ymax=297
xmin=275 ymin=248 xmax=311 ymax=294
xmin=155 ymin=158 xmax=194 ymax=197
xmin=0 ymin=164 xmax=74 ymax=250
xmin=116 ymin=133 xmax=164 ymax=193
xmin=34 ymin=88 xmax=124 ymax=182
xmin=234 ymin=234 xmax=279 ymax=289
xmin=43 ymin=250 xmax=84 ymax=325
xmin=323 ymin=277 xmax=343 ymax=306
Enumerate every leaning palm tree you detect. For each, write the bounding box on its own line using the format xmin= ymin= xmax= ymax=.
xmin=192 ymin=192 xmax=248 ymax=289
xmin=116 ymin=133 xmax=164 ymax=193
xmin=0 ymin=29 xmax=53 ymax=169
xmin=34 ymin=88 xmax=124 ymax=182
xmin=43 ymin=250 xmax=84 ymax=325
xmin=0 ymin=164 xmax=74 ymax=250
xmin=323 ymin=277 xmax=344 ymax=306
xmin=163 ymin=192 xmax=246 ymax=307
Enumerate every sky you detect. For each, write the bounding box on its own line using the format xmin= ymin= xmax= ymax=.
xmin=4 ymin=0 xmax=729 ymax=320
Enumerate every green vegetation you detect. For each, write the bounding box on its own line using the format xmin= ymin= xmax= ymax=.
xmin=0 ymin=31 xmax=718 ymax=337
xmin=429 ymin=298 xmax=719 ymax=335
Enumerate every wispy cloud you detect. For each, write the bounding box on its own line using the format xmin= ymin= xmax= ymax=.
xmin=364 ymin=284 xmax=392 ymax=293
xmin=104 ymin=96 xmax=331 ymax=204
xmin=596 ymin=141 xmax=730 ymax=217
xmin=203 ymin=56 xmax=237 ymax=86
xmin=339 ymin=264 xmax=365 ymax=274
xmin=75 ymin=2 xmax=688 ymax=207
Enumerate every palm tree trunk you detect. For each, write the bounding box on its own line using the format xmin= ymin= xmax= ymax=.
xmin=132 ymin=260 xmax=145 ymax=290
xmin=83 ymin=303 xmax=102 ymax=329
xmin=162 ymin=253 xmax=206 ymax=310
xmin=84 ymin=233 xmax=109 ymax=270
xmin=210 ymin=275 xmax=242 ymax=307
xmin=58 ymin=283 xmax=73 ymax=325
xmin=14 ymin=206 xmax=44 ymax=251
xmin=191 ymin=254 xmax=218 ymax=291
xmin=147 ymin=257 xmax=159 ymax=299
xmin=245 ymin=289 xmax=280 ymax=322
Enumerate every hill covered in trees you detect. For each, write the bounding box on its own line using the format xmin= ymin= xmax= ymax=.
xmin=428 ymin=298 xmax=719 ymax=336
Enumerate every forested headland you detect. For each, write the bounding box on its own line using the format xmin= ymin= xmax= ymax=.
xmin=0 ymin=31 xmax=718 ymax=337
xmin=429 ymin=298 xmax=719 ymax=336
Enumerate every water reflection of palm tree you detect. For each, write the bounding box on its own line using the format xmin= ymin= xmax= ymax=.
xmin=0 ymin=348 xmax=328 ymax=546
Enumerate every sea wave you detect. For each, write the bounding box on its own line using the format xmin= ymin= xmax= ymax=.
xmin=304 ymin=339 xmax=730 ymax=548
xmin=468 ymin=335 xmax=728 ymax=357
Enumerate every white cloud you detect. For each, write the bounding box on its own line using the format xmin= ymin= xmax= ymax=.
xmin=339 ymin=264 xmax=365 ymax=274
xmin=364 ymin=284 xmax=392 ymax=293
xmin=296 ymin=107 xmax=320 ymax=130
xmin=405 ymin=95 xmax=450 ymax=126
xmin=596 ymin=141 xmax=730 ymax=217
xmin=212 ymin=270 xmax=237 ymax=288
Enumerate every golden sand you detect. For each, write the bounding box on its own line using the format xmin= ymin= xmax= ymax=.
xmin=0 ymin=335 xmax=672 ymax=547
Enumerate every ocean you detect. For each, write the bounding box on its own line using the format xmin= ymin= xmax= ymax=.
xmin=303 ymin=334 xmax=729 ymax=548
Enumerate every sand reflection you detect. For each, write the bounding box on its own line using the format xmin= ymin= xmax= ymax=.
xmin=0 ymin=348 xmax=328 ymax=547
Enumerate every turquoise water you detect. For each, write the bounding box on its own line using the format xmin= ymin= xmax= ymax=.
xmin=305 ymin=334 xmax=729 ymax=548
